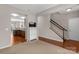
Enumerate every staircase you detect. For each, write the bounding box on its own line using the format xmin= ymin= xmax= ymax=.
xmin=50 ymin=19 xmax=79 ymax=52
xmin=50 ymin=19 xmax=68 ymax=44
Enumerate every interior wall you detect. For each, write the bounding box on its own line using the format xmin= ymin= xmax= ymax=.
xmin=38 ymin=15 xmax=63 ymax=42
xmin=50 ymin=12 xmax=71 ymax=39
xmin=0 ymin=5 xmax=27 ymax=49
xmin=68 ymin=11 xmax=79 ymax=41
xmin=69 ymin=18 xmax=79 ymax=41
xmin=50 ymin=12 xmax=69 ymax=29
xmin=0 ymin=5 xmax=11 ymax=48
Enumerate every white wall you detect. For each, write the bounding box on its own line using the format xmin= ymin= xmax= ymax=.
xmin=69 ymin=18 xmax=79 ymax=41
xmin=50 ymin=12 xmax=71 ymax=39
xmin=0 ymin=5 xmax=12 ymax=48
xmin=68 ymin=11 xmax=79 ymax=41
xmin=47 ymin=10 xmax=79 ymax=41
xmin=0 ymin=5 xmax=27 ymax=49
xmin=50 ymin=12 xmax=69 ymax=29
xmin=38 ymin=15 xmax=63 ymax=42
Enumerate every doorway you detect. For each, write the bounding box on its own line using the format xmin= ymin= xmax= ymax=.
xmin=11 ymin=13 xmax=26 ymax=45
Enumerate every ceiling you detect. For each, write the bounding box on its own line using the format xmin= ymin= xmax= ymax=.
xmin=10 ymin=4 xmax=58 ymax=14
xmin=10 ymin=4 xmax=79 ymax=15
xmin=38 ymin=4 xmax=79 ymax=15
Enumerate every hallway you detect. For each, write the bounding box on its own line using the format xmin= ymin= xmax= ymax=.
xmin=0 ymin=40 xmax=75 ymax=54
xmin=0 ymin=4 xmax=79 ymax=54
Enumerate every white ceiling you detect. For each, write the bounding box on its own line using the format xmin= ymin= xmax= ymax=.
xmin=38 ymin=4 xmax=79 ymax=15
xmin=10 ymin=4 xmax=79 ymax=15
xmin=10 ymin=4 xmax=58 ymax=14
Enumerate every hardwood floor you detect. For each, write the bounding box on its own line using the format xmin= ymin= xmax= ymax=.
xmin=13 ymin=36 xmax=26 ymax=45
xmin=63 ymin=40 xmax=79 ymax=52
xmin=13 ymin=30 xmax=26 ymax=45
xmin=39 ymin=37 xmax=79 ymax=52
xmin=39 ymin=37 xmax=63 ymax=47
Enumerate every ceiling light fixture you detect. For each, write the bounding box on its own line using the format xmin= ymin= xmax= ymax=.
xmin=66 ymin=8 xmax=72 ymax=12
xmin=11 ymin=13 xmax=19 ymax=17
xmin=11 ymin=19 xmax=24 ymax=22
xmin=21 ymin=16 xmax=25 ymax=19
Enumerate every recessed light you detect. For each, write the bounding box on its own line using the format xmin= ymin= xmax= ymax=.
xmin=11 ymin=19 xmax=24 ymax=22
xmin=21 ymin=16 xmax=25 ymax=19
xmin=66 ymin=8 xmax=72 ymax=12
xmin=11 ymin=13 xmax=19 ymax=16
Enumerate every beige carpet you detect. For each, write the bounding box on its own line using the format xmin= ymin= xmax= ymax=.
xmin=0 ymin=40 xmax=76 ymax=54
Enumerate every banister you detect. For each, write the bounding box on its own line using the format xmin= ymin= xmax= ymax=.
xmin=50 ymin=19 xmax=67 ymax=31
xmin=50 ymin=19 xmax=68 ymax=42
